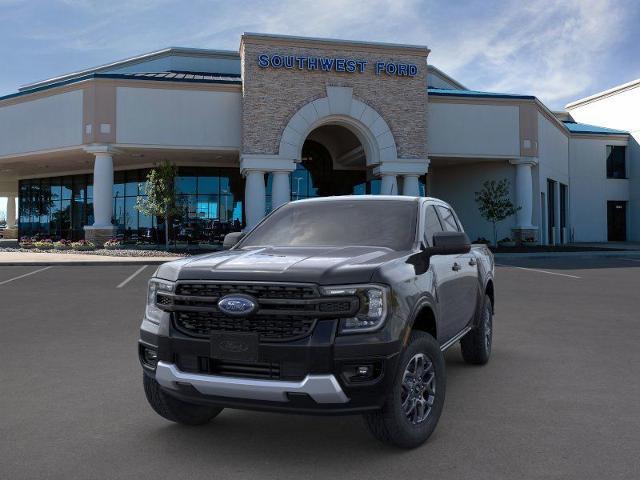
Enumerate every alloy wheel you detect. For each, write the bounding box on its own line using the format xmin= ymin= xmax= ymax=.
xmin=401 ymin=353 xmax=436 ymax=425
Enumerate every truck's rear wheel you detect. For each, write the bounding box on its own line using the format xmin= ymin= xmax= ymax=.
xmin=143 ymin=374 xmax=223 ymax=425
xmin=460 ymin=294 xmax=493 ymax=365
xmin=363 ymin=331 xmax=445 ymax=448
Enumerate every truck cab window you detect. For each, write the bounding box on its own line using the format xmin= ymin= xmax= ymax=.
xmin=424 ymin=205 xmax=444 ymax=246
xmin=436 ymin=206 xmax=460 ymax=232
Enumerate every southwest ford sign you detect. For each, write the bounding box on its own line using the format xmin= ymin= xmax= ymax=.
xmin=257 ymin=54 xmax=418 ymax=77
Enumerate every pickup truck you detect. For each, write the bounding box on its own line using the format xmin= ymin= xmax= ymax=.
xmin=139 ymin=196 xmax=495 ymax=448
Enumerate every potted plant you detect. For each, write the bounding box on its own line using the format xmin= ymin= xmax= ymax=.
xmin=54 ymin=239 xmax=73 ymax=250
xmin=71 ymin=240 xmax=96 ymax=251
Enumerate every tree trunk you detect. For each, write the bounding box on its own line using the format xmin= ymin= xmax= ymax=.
xmin=164 ymin=208 xmax=170 ymax=251
xmin=492 ymin=222 xmax=498 ymax=246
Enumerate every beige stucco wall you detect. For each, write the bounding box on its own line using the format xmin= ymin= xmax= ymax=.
xmin=240 ymin=36 xmax=428 ymax=160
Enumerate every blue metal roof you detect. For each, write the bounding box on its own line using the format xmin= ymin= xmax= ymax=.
xmin=562 ymin=121 xmax=628 ymax=135
xmin=428 ymin=87 xmax=535 ymax=100
xmin=0 ymin=71 xmax=242 ymax=102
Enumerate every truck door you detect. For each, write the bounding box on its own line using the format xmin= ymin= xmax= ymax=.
xmin=435 ymin=205 xmax=479 ymax=336
xmin=423 ymin=204 xmax=461 ymax=343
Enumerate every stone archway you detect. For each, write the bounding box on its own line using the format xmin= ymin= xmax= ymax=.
xmin=278 ymin=86 xmax=398 ymax=166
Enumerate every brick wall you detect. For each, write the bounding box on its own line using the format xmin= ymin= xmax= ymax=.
xmin=240 ymin=37 xmax=428 ymax=160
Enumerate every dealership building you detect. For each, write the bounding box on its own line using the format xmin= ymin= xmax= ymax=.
xmin=0 ymin=33 xmax=637 ymax=246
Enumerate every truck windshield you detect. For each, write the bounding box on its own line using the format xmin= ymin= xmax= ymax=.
xmin=239 ymin=199 xmax=418 ymax=251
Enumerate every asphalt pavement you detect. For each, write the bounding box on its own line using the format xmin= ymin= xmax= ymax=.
xmin=1 ymin=256 xmax=639 ymax=479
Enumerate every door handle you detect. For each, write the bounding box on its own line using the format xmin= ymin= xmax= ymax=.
xmin=468 ymin=258 xmax=477 ymax=266
xmin=452 ymin=262 xmax=462 ymax=272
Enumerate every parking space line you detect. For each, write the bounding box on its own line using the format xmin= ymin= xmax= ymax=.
xmin=496 ymin=264 xmax=581 ymax=279
xmin=116 ymin=265 xmax=148 ymax=289
xmin=0 ymin=266 xmax=53 ymax=286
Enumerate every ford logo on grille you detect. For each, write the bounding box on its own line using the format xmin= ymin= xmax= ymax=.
xmin=217 ymin=295 xmax=258 ymax=317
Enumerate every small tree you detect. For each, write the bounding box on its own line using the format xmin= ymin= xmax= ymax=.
xmin=475 ymin=179 xmax=520 ymax=246
xmin=136 ymin=161 xmax=181 ymax=250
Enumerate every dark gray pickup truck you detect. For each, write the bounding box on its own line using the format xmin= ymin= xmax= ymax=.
xmin=139 ymin=196 xmax=495 ymax=448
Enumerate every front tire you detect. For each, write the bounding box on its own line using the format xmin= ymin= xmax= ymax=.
xmin=143 ymin=374 xmax=223 ymax=425
xmin=460 ymin=294 xmax=493 ymax=365
xmin=363 ymin=331 xmax=446 ymax=448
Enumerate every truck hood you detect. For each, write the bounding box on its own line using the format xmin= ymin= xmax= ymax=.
xmin=154 ymin=246 xmax=406 ymax=285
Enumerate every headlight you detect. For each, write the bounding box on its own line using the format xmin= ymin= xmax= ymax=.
xmin=321 ymin=284 xmax=389 ymax=334
xmin=146 ymin=279 xmax=175 ymax=324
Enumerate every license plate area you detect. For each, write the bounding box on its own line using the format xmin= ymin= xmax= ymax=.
xmin=210 ymin=332 xmax=259 ymax=362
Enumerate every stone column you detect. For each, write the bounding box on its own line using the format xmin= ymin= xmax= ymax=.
xmin=510 ymin=158 xmax=538 ymax=242
xmin=84 ymin=145 xmax=117 ymax=245
xmin=380 ymin=174 xmax=398 ymax=195
xmin=6 ymin=195 xmax=16 ymax=228
xmin=2 ymin=194 xmax=18 ymax=239
xmin=402 ymin=175 xmax=421 ymax=196
xmin=374 ymin=159 xmax=429 ymax=197
xmin=240 ymin=154 xmax=295 ymax=230
xmin=271 ymin=171 xmax=291 ymax=210
xmin=244 ymin=170 xmax=266 ymax=230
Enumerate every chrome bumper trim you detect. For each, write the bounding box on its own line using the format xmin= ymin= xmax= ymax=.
xmin=155 ymin=361 xmax=349 ymax=404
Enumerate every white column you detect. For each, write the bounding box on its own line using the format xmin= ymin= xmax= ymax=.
xmin=380 ymin=174 xmax=398 ymax=195
xmin=271 ymin=171 xmax=291 ymax=209
xmin=244 ymin=170 xmax=266 ymax=230
xmin=511 ymin=158 xmax=536 ymax=229
xmin=91 ymin=151 xmax=115 ymax=227
xmin=402 ymin=175 xmax=421 ymax=196
xmin=6 ymin=195 xmax=16 ymax=228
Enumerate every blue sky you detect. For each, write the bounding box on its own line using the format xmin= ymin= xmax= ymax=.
xmin=1 ymin=0 xmax=639 ymax=218
xmin=1 ymin=0 xmax=639 ymax=108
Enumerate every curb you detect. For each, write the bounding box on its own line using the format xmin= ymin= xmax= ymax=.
xmin=0 ymin=260 xmax=173 ymax=266
xmin=495 ymin=250 xmax=640 ymax=259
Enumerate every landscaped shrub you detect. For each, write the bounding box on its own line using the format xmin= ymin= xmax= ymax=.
xmin=103 ymin=238 xmax=123 ymax=250
xmin=71 ymin=240 xmax=96 ymax=251
xmin=19 ymin=236 xmax=35 ymax=249
xmin=33 ymin=239 xmax=54 ymax=250
xmin=54 ymin=239 xmax=73 ymax=250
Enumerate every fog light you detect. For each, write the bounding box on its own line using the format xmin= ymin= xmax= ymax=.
xmin=342 ymin=363 xmax=379 ymax=383
xmin=143 ymin=347 xmax=158 ymax=368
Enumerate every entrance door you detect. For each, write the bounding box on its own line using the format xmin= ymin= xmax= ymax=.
xmin=547 ymin=179 xmax=556 ymax=244
xmin=607 ymin=201 xmax=627 ymax=241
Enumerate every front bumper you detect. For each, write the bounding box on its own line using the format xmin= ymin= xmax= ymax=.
xmin=156 ymin=361 xmax=349 ymax=403
xmin=140 ymin=317 xmax=402 ymax=415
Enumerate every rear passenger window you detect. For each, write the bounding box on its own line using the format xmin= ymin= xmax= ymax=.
xmin=436 ymin=206 xmax=460 ymax=232
xmin=424 ymin=205 xmax=443 ymax=246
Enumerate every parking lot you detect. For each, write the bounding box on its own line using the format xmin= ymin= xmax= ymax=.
xmin=1 ymin=256 xmax=639 ymax=480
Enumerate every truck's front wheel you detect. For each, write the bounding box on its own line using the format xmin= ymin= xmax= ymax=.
xmin=363 ymin=331 xmax=445 ymax=448
xmin=143 ymin=374 xmax=223 ymax=425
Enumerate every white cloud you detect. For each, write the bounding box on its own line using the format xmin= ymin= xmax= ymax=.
xmin=426 ymin=0 xmax=631 ymax=107
xmin=2 ymin=0 xmax=635 ymax=108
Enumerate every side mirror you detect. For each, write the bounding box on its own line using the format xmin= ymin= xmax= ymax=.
xmin=430 ymin=231 xmax=471 ymax=255
xmin=222 ymin=231 xmax=246 ymax=250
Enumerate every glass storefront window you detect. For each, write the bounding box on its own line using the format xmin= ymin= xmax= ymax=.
xmin=18 ymin=166 xmax=244 ymax=245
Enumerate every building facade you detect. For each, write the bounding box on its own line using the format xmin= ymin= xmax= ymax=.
xmin=0 ymin=33 xmax=636 ymax=246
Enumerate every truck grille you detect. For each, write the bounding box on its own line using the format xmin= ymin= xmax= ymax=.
xmin=175 ymin=283 xmax=318 ymax=300
xmin=162 ymin=282 xmax=359 ymax=342
xmin=174 ymin=311 xmax=316 ymax=342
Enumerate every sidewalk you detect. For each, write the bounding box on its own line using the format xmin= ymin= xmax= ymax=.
xmin=0 ymin=251 xmax=184 ymax=266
